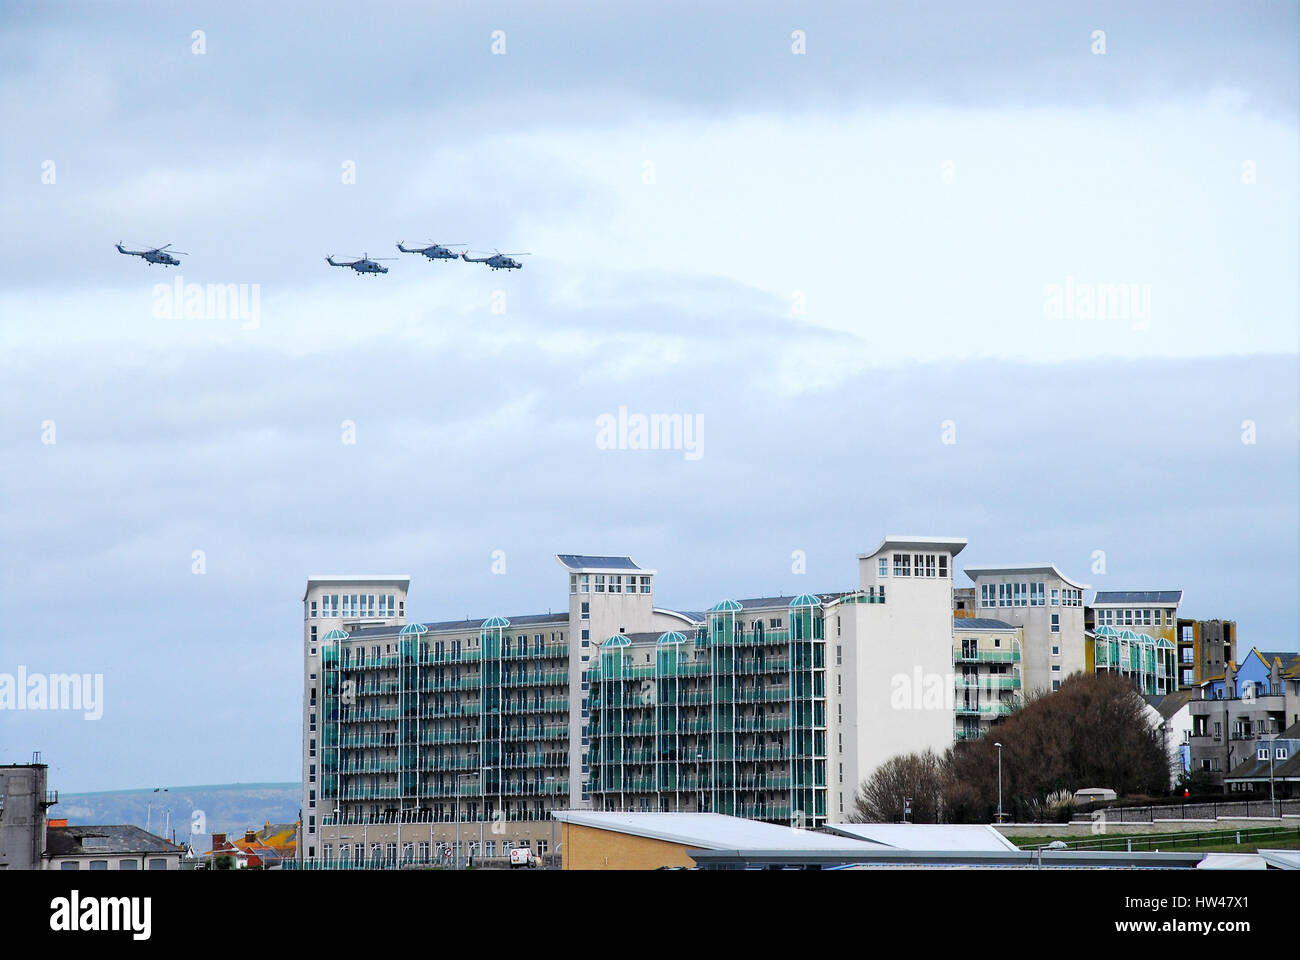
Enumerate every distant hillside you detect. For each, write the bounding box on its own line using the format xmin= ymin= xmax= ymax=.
xmin=54 ymin=782 xmax=300 ymax=854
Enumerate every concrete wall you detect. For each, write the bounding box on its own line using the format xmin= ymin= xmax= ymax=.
xmin=0 ymin=764 xmax=47 ymax=870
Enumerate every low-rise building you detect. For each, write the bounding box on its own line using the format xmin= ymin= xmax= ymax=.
xmin=44 ymin=824 xmax=186 ymax=870
xmin=1223 ymin=721 xmax=1300 ymax=798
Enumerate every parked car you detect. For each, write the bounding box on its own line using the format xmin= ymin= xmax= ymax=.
xmin=509 ymin=848 xmax=540 ymax=868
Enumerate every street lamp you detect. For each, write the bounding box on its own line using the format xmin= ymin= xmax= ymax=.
xmin=994 ymin=743 xmax=1003 ymax=823
xmin=1268 ymin=734 xmax=1277 ymax=817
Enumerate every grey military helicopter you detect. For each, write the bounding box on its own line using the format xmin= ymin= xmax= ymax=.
xmin=461 ymin=249 xmax=530 ymax=271
xmin=325 ymin=253 xmax=395 ymax=275
xmin=396 ymin=240 xmax=466 ymax=261
xmin=116 ymin=242 xmax=187 ymax=267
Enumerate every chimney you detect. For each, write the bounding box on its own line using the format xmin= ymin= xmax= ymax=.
xmin=1224 ymin=662 xmax=1236 ymax=697
xmin=212 ymin=832 xmax=227 ymax=850
xmin=244 ymin=830 xmax=258 ymax=844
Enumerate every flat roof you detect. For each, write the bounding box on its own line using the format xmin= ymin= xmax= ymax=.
xmin=303 ymin=575 xmax=410 ymax=600
xmin=963 ymin=564 xmax=1090 ymax=590
xmin=1093 ymin=590 xmax=1183 ymax=605
xmin=550 ymin=811 xmax=888 ymax=852
xmin=859 ymin=535 xmax=968 ymax=560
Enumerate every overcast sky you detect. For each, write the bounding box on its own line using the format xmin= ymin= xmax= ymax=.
xmin=1 ymin=1 xmax=1296 ymax=792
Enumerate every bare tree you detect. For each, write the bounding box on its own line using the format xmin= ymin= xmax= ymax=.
xmin=852 ymin=750 xmax=944 ymax=823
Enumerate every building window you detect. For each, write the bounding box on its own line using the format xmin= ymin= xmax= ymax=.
xmin=1052 ymin=680 xmax=1061 ymax=691
xmin=581 ymin=602 xmax=590 ymax=620
xmin=580 ymin=575 xmax=590 ymax=592
xmin=980 ymin=584 xmax=995 ymax=608
xmin=641 ymin=576 xmax=652 ymax=594
xmin=1051 ymin=614 xmax=1059 ymax=633
xmin=878 ymin=557 xmax=889 ymax=578
xmin=1051 ymin=645 xmax=1060 ymax=656
xmin=938 ymin=554 xmax=948 ymax=578
xmin=610 ymin=575 xmax=622 ymax=594
xmin=60 ymin=861 xmax=79 ymax=870
xmin=570 ymin=575 xmax=577 ymax=594
xmin=836 ymin=645 xmax=842 ymax=665
xmin=892 ymin=553 xmax=910 ymax=577
xmin=595 ymin=575 xmax=606 ymax=593
xmin=89 ymin=860 xmax=108 ymax=870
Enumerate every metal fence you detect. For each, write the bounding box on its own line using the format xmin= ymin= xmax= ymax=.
xmin=1072 ymin=797 xmax=1300 ymax=823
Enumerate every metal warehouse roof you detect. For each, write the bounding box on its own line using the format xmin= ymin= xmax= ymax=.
xmin=824 ymin=822 xmax=1020 ymax=852
xmin=550 ymin=811 xmax=888 ymax=852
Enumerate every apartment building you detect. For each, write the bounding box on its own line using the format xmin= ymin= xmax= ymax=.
xmin=1175 ymin=618 xmax=1237 ymax=691
xmin=1087 ymin=590 xmax=1180 ymax=696
xmin=962 ymin=563 xmax=1089 ymax=697
xmin=1187 ymin=649 xmax=1300 ymax=787
xmin=300 ymin=575 xmax=410 ymax=861
xmin=587 ymin=535 xmax=965 ymax=827
xmin=302 ymin=559 xmax=696 ymax=865
xmin=303 ymin=536 xmax=963 ymax=861
xmin=952 ymin=618 xmax=1024 ymax=741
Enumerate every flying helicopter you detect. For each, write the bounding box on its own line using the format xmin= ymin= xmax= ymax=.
xmin=461 ymin=249 xmax=530 ymax=271
xmin=116 ymin=242 xmax=187 ymax=267
xmin=325 ymin=253 xmax=395 ymax=275
xmin=396 ymin=240 xmax=466 ymax=261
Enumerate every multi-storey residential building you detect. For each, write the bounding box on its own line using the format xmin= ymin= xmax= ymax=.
xmin=303 ymin=536 xmax=964 ymax=861
xmin=304 ymin=559 xmax=697 ymax=865
xmin=1087 ymin=590 xmax=1181 ymax=696
xmin=1175 ymin=618 xmax=1237 ymax=691
xmin=952 ymin=618 xmax=1024 ymax=741
xmin=588 ymin=595 xmax=831 ymax=826
xmin=300 ymin=576 xmax=410 ymax=861
xmin=587 ymin=535 xmax=965 ymax=826
xmin=963 ymin=563 xmax=1089 ymax=696
xmin=1187 ymin=649 xmax=1300 ymax=787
